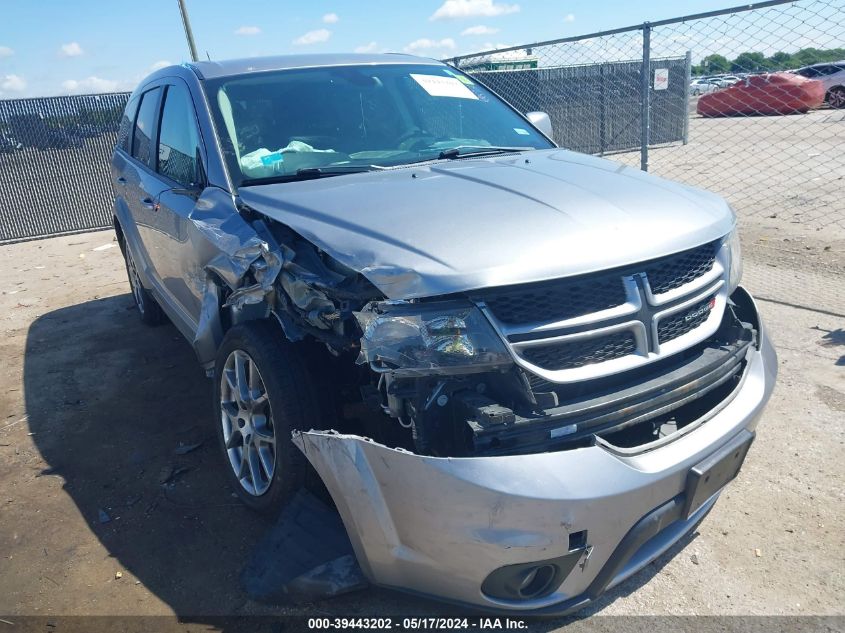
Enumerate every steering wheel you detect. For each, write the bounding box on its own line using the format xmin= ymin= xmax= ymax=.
xmin=396 ymin=128 xmax=435 ymax=151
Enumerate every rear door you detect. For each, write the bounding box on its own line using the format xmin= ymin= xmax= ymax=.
xmin=124 ymin=86 xmax=165 ymax=289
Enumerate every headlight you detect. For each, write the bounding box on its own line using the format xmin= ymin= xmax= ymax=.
xmin=354 ymin=300 xmax=512 ymax=376
xmin=725 ymin=226 xmax=743 ymax=294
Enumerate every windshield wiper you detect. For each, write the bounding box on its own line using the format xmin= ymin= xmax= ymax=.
xmin=388 ymin=146 xmax=533 ymax=169
xmin=295 ymin=165 xmax=383 ymax=177
xmin=437 ymin=146 xmax=532 ymax=159
xmin=240 ymin=164 xmax=380 ymax=186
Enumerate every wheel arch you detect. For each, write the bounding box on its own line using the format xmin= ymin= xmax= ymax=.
xmin=194 ymin=277 xmax=293 ymax=373
xmin=825 ymin=84 xmax=845 ymax=104
xmin=113 ymin=215 xmax=131 ymax=263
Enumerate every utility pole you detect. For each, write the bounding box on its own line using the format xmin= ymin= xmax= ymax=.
xmin=177 ymin=0 xmax=199 ymax=62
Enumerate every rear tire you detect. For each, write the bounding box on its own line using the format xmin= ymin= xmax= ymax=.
xmin=122 ymin=240 xmax=165 ymax=326
xmin=826 ymin=86 xmax=845 ymax=109
xmin=213 ymin=321 xmax=324 ymax=515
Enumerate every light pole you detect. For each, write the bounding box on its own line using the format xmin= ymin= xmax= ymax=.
xmin=176 ymin=0 xmax=199 ymax=62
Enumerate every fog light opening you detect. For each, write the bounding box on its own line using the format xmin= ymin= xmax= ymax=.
xmin=481 ymin=550 xmax=584 ymax=601
xmin=516 ymin=564 xmax=556 ymax=598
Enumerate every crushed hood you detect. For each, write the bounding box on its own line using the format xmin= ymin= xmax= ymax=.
xmin=237 ymin=149 xmax=735 ymax=299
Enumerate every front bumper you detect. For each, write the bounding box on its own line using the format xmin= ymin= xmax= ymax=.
xmin=292 ymin=286 xmax=777 ymax=614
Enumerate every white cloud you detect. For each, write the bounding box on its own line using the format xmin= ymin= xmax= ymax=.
xmin=1 ymin=74 xmax=26 ymax=93
xmin=461 ymin=25 xmax=499 ymax=36
xmin=61 ymin=76 xmax=123 ymax=94
xmin=293 ymin=28 xmax=332 ymax=45
xmin=59 ymin=42 xmax=84 ymax=57
xmin=404 ymin=38 xmax=457 ymax=53
xmin=431 ymin=0 xmax=519 ymax=21
xmin=149 ymin=60 xmax=172 ymax=71
xmin=322 ymin=13 xmax=339 ymax=24
xmin=354 ymin=41 xmax=379 ymax=54
xmin=234 ymin=25 xmax=261 ymax=36
xmin=0 ymin=46 xmax=14 ymax=58
xmin=564 ymin=13 xmax=575 ymax=22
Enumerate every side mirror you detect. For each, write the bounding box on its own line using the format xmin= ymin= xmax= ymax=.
xmin=526 ymin=111 xmax=554 ymax=139
xmin=170 ymin=185 xmax=204 ymax=200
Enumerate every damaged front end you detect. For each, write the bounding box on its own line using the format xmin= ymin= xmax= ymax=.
xmin=291 ymin=289 xmax=777 ymax=613
xmin=201 ymin=205 xmax=776 ymax=612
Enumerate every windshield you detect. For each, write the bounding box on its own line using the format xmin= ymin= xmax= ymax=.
xmin=203 ymin=63 xmax=554 ymax=186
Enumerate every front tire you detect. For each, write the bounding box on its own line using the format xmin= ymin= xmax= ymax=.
xmin=213 ymin=321 xmax=322 ymax=515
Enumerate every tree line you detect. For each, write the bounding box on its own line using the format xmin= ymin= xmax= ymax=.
xmin=692 ymin=47 xmax=845 ymax=75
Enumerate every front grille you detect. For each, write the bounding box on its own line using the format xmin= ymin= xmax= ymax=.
xmin=481 ymin=240 xmax=723 ymax=379
xmin=520 ymin=332 xmax=637 ymax=371
xmin=643 ymin=241 xmax=717 ymax=295
xmin=480 ymin=240 xmax=719 ymax=326
xmin=483 ymin=275 xmax=626 ymax=325
xmin=658 ymin=296 xmax=716 ymax=344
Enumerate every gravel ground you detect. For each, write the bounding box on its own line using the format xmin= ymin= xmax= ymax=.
xmin=0 ymin=229 xmax=842 ymax=632
xmin=616 ymin=106 xmax=845 ymax=239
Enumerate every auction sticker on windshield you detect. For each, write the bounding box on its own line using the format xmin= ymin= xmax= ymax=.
xmin=411 ymin=74 xmax=479 ymax=99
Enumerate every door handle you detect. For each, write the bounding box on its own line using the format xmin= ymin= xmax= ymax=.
xmin=117 ymin=176 xmax=127 ymax=184
xmin=141 ymin=197 xmax=160 ymax=212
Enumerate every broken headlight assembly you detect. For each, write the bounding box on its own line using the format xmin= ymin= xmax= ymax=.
xmin=354 ymin=300 xmax=513 ymax=376
xmin=725 ymin=225 xmax=743 ymax=294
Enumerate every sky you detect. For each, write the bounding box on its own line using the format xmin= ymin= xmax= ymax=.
xmin=0 ymin=0 xmax=838 ymax=98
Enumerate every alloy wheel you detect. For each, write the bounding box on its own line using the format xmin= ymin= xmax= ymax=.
xmin=828 ymin=87 xmax=845 ymax=109
xmin=219 ymin=349 xmax=276 ymax=496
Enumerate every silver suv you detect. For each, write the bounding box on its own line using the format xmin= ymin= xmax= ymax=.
xmin=111 ymin=53 xmax=777 ymax=614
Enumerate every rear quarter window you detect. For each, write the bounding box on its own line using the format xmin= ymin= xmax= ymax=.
xmin=117 ymin=96 xmax=139 ymax=153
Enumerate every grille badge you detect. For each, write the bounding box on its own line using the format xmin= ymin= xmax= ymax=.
xmin=685 ymin=297 xmax=716 ymax=323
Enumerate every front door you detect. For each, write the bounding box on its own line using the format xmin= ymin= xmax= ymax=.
xmin=147 ymin=80 xmax=209 ymax=324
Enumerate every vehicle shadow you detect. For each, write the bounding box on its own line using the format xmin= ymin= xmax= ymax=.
xmin=22 ymin=294 xmax=701 ymax=629
xmin=23 ymin=294 xmax=265 ymax=618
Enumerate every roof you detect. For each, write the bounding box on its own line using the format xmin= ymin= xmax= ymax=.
xmin=187 ymin=53 xmax=443 ymax=80
xmin=801 ymin=60 xmax=845 ymax=68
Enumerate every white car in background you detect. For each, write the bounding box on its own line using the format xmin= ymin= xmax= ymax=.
xmin=690 ymin=78 xmax=718 ymax=95
xmin=710 ymin=75 xmax=741 ymax=88
xmin=794 ymin=62 xmax=845 ymax=108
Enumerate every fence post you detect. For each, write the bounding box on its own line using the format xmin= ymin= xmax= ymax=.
xmin=683 ymin=50 xmax=692 ymax=145
xmin=640 ymin=22 xmax=651 ymax=172
xmin=599 ymin=63 xmax=606 ymax=156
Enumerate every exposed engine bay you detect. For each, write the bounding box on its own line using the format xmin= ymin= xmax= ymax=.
xmin=209 ymin=209 xmax=759 ymax=459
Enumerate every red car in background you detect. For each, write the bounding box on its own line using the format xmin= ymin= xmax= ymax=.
xmin=697 ymin=72 xmax=825 ymax=117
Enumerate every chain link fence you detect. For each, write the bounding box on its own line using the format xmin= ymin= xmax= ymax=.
xmin=0 ymin=1 xmax=843 ymax=313
xmin=448 ymin=0 xmax=845 ymax=315
xmin=448 ymin=0 xmax=845 ymax=232
xmin=0 ymin=93 xmax=129 ymax=243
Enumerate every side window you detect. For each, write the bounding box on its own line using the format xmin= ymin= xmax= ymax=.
xmin=131 ymin=88 xmax=161 ymax=167
xmin=117 ymin=96 xmax=139 ymax=152
xmin=157 ymin=83 xmax=203 ymax=187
